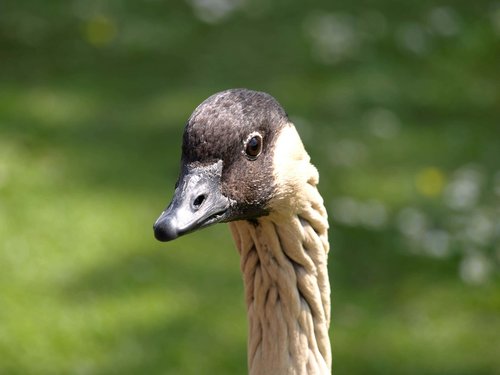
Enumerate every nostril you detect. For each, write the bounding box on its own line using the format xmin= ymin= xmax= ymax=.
xmin=193 ymin=194 xmax=206 ymax=209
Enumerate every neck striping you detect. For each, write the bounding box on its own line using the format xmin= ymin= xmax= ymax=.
xmin=229 ymin=130 xmax=331 ymax=375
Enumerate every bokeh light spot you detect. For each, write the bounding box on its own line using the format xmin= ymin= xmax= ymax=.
xmin=459 ymin=252 xmax=493 ymax=285
xmin=365 ymin=107 xmax=401 ymax=139
xmin=331 ymin=197 xmax=388 ymax=230
xmin=83 ymin=15 xmax=117 ymax=47
xmin=444 ymin=165 xmax=483 ymax=210
xmin=396 ymin=22 xmax=429 ymax=55
xmin=491 ymin=6 xmax=500 ymax=36
xmin=397 ymin=207 xmax=428 ymax=239
xmin=304 ymin=12 xmax=359 ymax=64
xmin=416 ymin=167 xmax=445 ymax=197
xmin=187 ymin=0 xmax=244 ymax=23
xmin=428 ymin=7 xmax=461 ymax=37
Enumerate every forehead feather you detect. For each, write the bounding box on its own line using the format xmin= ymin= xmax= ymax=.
xmin=182 ymin=89 xmax=287 ymax=163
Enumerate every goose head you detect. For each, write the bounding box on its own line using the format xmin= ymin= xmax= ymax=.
xmin=153 ymin=88 xmax=306 ymax=242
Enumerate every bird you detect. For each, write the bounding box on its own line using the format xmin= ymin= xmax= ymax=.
xmin=153 ymin=88 xmax=331 ymax=375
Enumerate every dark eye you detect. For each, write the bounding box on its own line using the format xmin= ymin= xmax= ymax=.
xmin=245 ymin=134 xmax=263 ymax=159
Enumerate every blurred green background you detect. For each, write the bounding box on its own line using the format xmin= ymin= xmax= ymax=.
xmin=1 ymin=0 xmax=499 ymax=374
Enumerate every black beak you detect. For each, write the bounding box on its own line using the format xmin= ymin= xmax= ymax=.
xmin=153 ymin=161 xmax=231 ymax=242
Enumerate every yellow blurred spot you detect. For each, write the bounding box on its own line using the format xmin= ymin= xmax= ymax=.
xmin=415 ymin=167 xmax=445 ymax=197
xmin=83 ymin=15 xmax=117 ymax=47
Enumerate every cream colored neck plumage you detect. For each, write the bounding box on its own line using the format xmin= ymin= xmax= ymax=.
xmin=229 ymin=123 xmax=331 ymax=375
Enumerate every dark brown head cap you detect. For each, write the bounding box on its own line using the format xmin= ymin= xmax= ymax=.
xmin=181 ymin=88 xmax=289 ymax=219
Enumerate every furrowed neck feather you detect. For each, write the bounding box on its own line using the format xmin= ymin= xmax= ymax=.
xmin=229 ymin=124 xmax=331 ymax=374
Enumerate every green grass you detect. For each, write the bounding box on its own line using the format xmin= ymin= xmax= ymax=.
xmin=1 ymin=0 xmax=499 ymax=374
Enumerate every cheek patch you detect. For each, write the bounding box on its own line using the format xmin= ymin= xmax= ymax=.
xmin=270 ymin=123 xmax=319 ymax=213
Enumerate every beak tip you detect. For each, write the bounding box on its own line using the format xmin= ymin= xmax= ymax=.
xmin=153 ymin=217 xmax=179 ymax=242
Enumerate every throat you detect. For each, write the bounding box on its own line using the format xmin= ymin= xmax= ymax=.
xmin=229 ymin=211 xmax=331 ymax=375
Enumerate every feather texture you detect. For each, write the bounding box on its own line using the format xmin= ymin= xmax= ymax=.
xmin=229 ymin=123 xmax=331 ymax=375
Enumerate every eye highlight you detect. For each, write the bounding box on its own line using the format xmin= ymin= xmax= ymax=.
xmin=244 ymin=133 xmax=263 ymax=160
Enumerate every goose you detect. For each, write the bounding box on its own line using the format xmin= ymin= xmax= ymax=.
xmin=153 ymin=88 xmax=331 ymax=375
